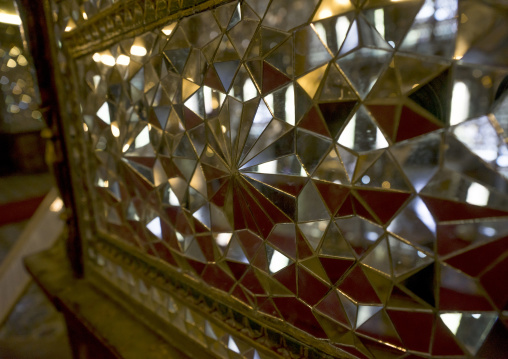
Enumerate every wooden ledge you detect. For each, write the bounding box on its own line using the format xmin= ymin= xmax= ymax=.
xmin=24 ymin=242 xmax=207 ymax=359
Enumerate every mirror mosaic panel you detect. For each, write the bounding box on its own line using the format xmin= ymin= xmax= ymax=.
xmin=50 ymin=0 xmax=508 ymax=357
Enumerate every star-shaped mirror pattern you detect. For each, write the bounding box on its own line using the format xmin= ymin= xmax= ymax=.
xmin=76 ymin=0 xmax=508 ymax=357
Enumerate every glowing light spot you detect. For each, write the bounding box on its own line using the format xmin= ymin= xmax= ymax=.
xmin=6 ymin=59 xmax=16 ymax=68
xmin=147 ymin=217 xmax=162 ymax=239
xmin=50 ymin=198 xmax=64 ymax=212
xmin=466 ymin=182 xmax=490 ymax=207
xmin=318 ymin=9 xmax=333 ymax=19
xmin=130 ymin=45 xmax=147 ymax=57
xmin=116 ymin=54 xmax=130 ymax=66
xmin=9 ymin=46 xmax=20 ymax=57
xmin=111 ymin=123 xmax=120 ymax=137
xmin=100 ymin=54 xmax=116 ymax=67
xmin=92 ymin=53 xmax=101 ymax=62
xmin=441 ymin=313 xmax=462 ymax=335
xmin=17 ymin=55 xmax=28 ymax=66
xmin=215 ymin=233 xmax=232 ymax=246
xmin=162 ymin=23 xmax=176 ymax=36
xmin=450 ymin=81 xmax=470 ymax=125
xmin=0 ymin=13 xmax=21 ymax=25
xmin=269 ymin=250 xmax=290 ymax=273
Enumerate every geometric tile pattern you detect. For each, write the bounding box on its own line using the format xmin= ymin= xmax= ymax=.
xmin=70 ymin=0 xmax=508 ymax=357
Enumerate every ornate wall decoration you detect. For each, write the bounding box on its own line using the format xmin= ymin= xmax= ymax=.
xmin=48 ymin=0 xmax=508 ymax=357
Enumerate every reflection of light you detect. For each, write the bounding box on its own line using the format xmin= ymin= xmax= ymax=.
xmin=122 ymin=144 xmax=130 ymax=152
xmin=357 ymin=306 xmax=381 ymax=327
xmin=111 ymin=123 xmax=120 ymax=137
xmin=147 ymin=217 xmax=162 ymax=239
xmin=6 ymin=59 xmax=16 ymax=68
xmin=255 ymin=99 xmax=272 ymax=124
xmin=215 ymin=233 xmax=232 ymax=246
xmin=285 ymin=84 xmax=295 ymax=125
xmin=93 ymin=53 xmax=101 ymax=62
xmin=203 ymin=86 xmax=213 ymax=115
xmin=374 ymin=9 xmax=385 ymax=38
xmin=0 ymin=13 xmax=21 ymax=25
xmin=185 ymin=90 xmax=200 ymax=116
xmin=497 ymin=155 xmax=508 ymax=167
xmin=416 ymin=1 xmax=435 ymax=20
xmin=340 ymin=19 xmax=359 ymax=54
xmin=441 ymin=313 xmax=462 ymax=335
xmin=365 ymin=231 xmax=378 ymax=241
xmin=480 ymin=226 xmax=496 ymax=237
xmin=228 ymin=337 xmax=240 ymax=354
xmin=9 ymin=46 xmax=20 ymax=57
xmin=414 ymin=197 xmax=436 ymax=234
xmin=269 ymin=250 xmax=290 ymax=273
xmin=100 ymin=54 xmax=116 ymax=67
xmin=50 ymin=198 xmax=64 ymax=212
xmin=162 ymin=23 xmax=176 ymax=36
xmin=65 ymin=26 xmax=72 ymax=32
xmin=313 ymin=23 xmax=327 ymax=48
xmin=130 ymin=45 xmax=147 ymax=57
xmin=338 ymin=113 xmax=356 ymax=149
xmin=382 ymin=181 xmax=390 ymax=189
xmin=335 ymin=16 xmax=350 ymax=49
xmin=257 ymin=160 xmax=278 ymax=174
xmin=82 ymin=12 xmax=88 ymax=20
xmin=375 ymin=127 xmax=388 ymax=149
xmin=221 ymin=125 xmax=227 ymax=133
xmin=167 ymin=188 xmax=179 ymax=206
xmin=135 ymin=126 xmax=150 ymax=148
xmin=264 ymin=94 xmax=274 ymax=115
xmin=417 ymin=251 xmax=427 ymax=258
xmin=361 ymin=175 xmax=370 ymax=184
xmin=466 ymin=182 xmax=489 ymax=206
xmin=243 ymin=77 xmax=257 ymax=101
xmin=472 ymin=313 xmax=481 ymax=319
xmin=319 ymin=9 xmax=332 ymax=19
xmin=17 ymin=55 xmax=27 ymax=66
xmin=96 ymin=102 xmax=111 ymax=124
xmin=83 ymin=123 xmax=88 ymax=132
xmin=116 ymin=55 xmax=130 ymax=66
xmin=450 ymin=81 xmax=470 ymax=126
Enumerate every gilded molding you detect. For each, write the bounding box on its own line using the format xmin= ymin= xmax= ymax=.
xmin=62 ymin=0 xmax=235 ymax=58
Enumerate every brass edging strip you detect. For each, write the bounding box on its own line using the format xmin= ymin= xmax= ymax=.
xmin=92 ymin=232 xmax=351 ymax=359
